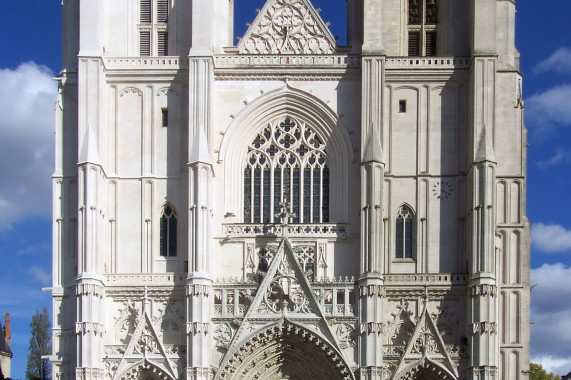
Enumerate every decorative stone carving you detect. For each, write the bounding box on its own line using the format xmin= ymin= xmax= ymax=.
xmin=336 ymin=323 xmax=356 ymax=349
xmin=186 ymin=284 xmax=210 ymax=297
xmin=215 ymin=321 xmax=352 ymax=380
xmin=261 ymin=250 xmax=311 ymax=313
xmin=238 ymin=0 xmax=336 ymax=55
xmin=360 ymin=284 xmax=385 ymax=298
xmin=360 ymin=322 xmax=384 ymax=336
xmin=470 ymin=284 xmax=497 ymax=297
xmin=75 ymin=322 xmax=105 ymax=336
xmin=186 ymin=322 xmax=210 ymax=335
xmin=133 ymin=327 xmax=160 ymax=355
xmin=119 ymin=87 xmax=143 ymax=97
xmin=214 ymin=323 xmax=234 ymax=349
xmin=471 ymin=322 xmax=497 ymax=335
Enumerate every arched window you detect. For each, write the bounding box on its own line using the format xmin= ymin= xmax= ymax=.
xmin=244 ymin=116 xmax=329 ymax=224
xmin=395 ymin=206 xmax=414 ymax=259
xmin=408 ymin=0 xmax=437 ymax=56
xmin=159 ymin=204 xmax=177 ymax=257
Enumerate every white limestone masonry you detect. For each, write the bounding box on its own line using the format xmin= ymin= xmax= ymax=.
xmin=51 ymin=0 xmax=529 ymax=379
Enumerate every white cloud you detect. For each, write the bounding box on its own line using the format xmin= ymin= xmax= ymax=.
xmin=0 ymin=62 xmax=57 ymax=230
xmin=27 ymin=265 xmax=51 ymax=285
xmin=535 ymin=47 xmax=571 ymax=74
xmin=531 ymin=223 xmax=571 ymax=253
xmin=531 ymin=264 xmax=571 ymax=375
xmin=525 ymin=84 xmax=571 ymax=135
xmin=536 ymin=147 xmax=570 ymax=169
xmin=531 ymin=355 xmax=571 ymax=377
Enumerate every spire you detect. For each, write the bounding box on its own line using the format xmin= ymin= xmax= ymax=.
xmin=78 ymin=126 xmax=101 ymax=165
xmin=474 ymin=126 xmax=496 ymax=163
xmin=189 ymin=127 xmax=211 ymax=164
xmin=4 ymin=313 xmax=10 ymax=344
xmin=362 ymin=123 xmax=384 ymax=164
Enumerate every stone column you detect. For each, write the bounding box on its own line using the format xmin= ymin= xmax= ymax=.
xmin=186 ymin=128 xmax=213 ymax=379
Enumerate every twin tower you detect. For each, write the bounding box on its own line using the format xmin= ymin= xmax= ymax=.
xmin=51 ymin=0 xmax=529 ymax=379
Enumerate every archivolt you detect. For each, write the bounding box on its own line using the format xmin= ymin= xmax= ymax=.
xmin=118 ymin=359 xmax=175 ymax=380
xmin=394 ymin=358 xmax=456 ymax=380
xmin=219 ymin=84 xmax=354 ymax=221
xmin=216 ymin=320 xmax=354 ymax=380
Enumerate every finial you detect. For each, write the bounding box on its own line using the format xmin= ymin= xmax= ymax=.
xmin=275 ymin=194 xmax=296 ymax=237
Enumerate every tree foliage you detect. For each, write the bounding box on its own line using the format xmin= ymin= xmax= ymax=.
xmin=530 ymin=363 xmax=562 ymax=380
xmin=26 ymin=307 xmax=51 ymax=380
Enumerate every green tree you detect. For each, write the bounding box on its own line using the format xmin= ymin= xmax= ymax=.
xmin=530 ymin=363 xmax=562 ymax=380
xmin=26 ymin=307 xmax=51 ymax=380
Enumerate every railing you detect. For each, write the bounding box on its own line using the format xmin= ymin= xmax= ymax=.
xmin=104 ymin=273 xmax=187 ymax=286
xmin=214 ymin=54 xmax=361 ymax=69
xmin=221 ymin=223 xmax=349 ymax=238
xmin=103 ymin=57 xmax=188 ymax=71
xmin=212 ymin=278 xmax=356 ymax=318
xmin=384 ymin=273 xmax=468 ymax=285
xmin=101 ymin=55 xmax=469 ymax=71
xmin=385 ymin=56 xmax=470 ymax=69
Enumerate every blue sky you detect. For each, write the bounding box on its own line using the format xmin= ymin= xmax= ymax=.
xmin=0 ymin=0 xmax=570 ymax=378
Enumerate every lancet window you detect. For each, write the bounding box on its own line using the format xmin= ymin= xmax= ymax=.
xmin=139 ymin=0 xmax=169 ymax=56
xmin=408 ymin=0 xmax=438 ymax=56
xmin=159 ymin=204 xmax=177 ymax=257
xmin=395 ymin=206 xmax=414 ymax=259
xmin=244 ymin=117 xmax=329 ymax=224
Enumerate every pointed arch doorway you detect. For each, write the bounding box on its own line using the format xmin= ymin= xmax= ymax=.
xmin=393 ymin=359 xmax=457 ymax=380
xmin=216 ymin=320 xmax=354 ymax=380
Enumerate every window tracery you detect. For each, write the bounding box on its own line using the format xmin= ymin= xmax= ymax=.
xmin=159 ymin=204 xmax=177 ymax=257
xmin=395 ymin=206 xmax=414 ymax=259
xmin=244 ymin=117 xmax=329 ymax=224
xmin=293 ymin=246 xmax=315 ymax=281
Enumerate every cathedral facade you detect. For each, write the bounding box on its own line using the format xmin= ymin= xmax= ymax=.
xmin=51 ymin=0 xmax=530 ymax=379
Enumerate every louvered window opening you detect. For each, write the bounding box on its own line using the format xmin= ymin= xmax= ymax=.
xmin=244 ymin=117 xmax=330 ymax=224
xmin=139 ymin=0 xmax=169 ymax=56
xmin=395 ymin=206 xmax=414 ymax=259
xmin=408 ymin=0 xmax=437 ymax=56
xmin=159 ymin=204 xmax=177 ymax=257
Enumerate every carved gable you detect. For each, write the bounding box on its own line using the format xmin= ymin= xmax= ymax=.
xmin=392 ymin=305 xmax=458 ymax=380
xmin=112 ymin=295 xmax=179 ymax=380
xmin=238 ymin=0 xmax=337 ymax=54
xmin=215 ymin=237 xmax=354 ymax=379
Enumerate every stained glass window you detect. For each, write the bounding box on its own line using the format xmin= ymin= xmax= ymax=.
xmin=244 ymin=117 xmax=329 ymax=224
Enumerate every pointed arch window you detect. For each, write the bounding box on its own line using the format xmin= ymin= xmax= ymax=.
xmin=244 ymin=117 xmax=329 ymax=224
xmin=159 ymin=204 xmax=177 ymax=257
xmin=395 ymin=206 xmax=414 ymax=259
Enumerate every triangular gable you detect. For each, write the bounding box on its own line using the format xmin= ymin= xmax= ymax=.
xmin=113 ymin=291 xmax=178 ymax=380
xmin=237 ymin=0 xmax=337 ymax=54
xmin=223 ymin=236 xmax=342 ymax=353
xmin=392 ymin=303 xmax=458 ymax=379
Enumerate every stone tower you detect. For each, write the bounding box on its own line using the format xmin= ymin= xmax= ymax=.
xmin=51 ymin=0 xmax=529 ymax=379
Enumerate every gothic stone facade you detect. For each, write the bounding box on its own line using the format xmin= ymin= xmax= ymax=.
xmin=51 ymin=0 xmax=529 ymax=379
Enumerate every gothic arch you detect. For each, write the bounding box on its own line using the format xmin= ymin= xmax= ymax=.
xmin=118 ymin=359 xmax=175 ymax=380
xmin=216 ymin=320 xmax=354 ymax=380
xmin=393 ymin=358 xmax=456 ymax=380
xmin=219 ymin=84 xmax=354 ymax=222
